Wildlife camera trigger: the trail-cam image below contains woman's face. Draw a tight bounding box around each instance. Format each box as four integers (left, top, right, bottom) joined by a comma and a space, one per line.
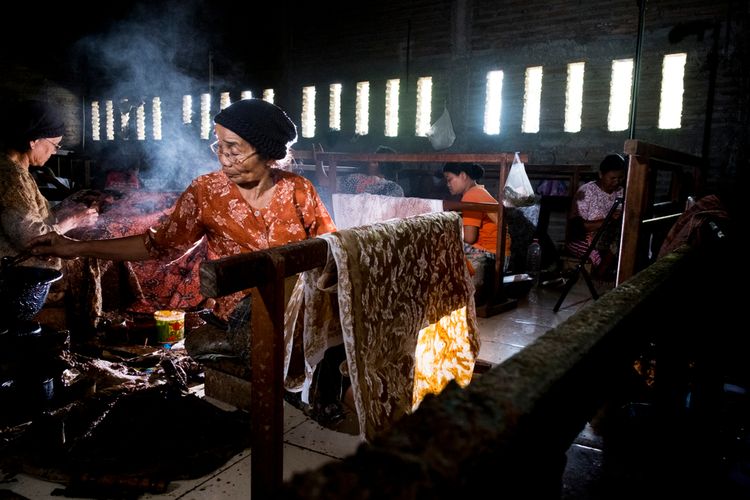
367, 161, 381, 176
443, 171, 471, 195
213, 124, 270, 185
28, 136, 62, 167
599, 169, 625, 194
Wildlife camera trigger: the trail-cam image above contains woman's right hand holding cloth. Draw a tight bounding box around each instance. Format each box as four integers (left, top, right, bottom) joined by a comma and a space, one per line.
27, 232, 81, 259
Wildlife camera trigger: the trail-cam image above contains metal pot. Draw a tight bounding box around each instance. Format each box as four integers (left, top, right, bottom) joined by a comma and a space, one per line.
0, 266, 63, 323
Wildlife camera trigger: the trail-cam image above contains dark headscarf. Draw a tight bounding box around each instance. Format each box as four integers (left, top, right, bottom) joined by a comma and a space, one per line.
1, 100, 65, 152
214, 99, 297, 160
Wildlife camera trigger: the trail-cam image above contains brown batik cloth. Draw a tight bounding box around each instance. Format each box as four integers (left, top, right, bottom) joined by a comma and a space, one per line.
310, 211, 479, 440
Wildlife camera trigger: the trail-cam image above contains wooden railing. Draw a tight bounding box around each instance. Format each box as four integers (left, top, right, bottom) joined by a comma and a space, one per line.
279, 241, 729, 498
617, 140, 703, 284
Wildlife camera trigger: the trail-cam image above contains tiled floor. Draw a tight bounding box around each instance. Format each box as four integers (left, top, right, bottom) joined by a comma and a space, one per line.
1, 280, 599, 499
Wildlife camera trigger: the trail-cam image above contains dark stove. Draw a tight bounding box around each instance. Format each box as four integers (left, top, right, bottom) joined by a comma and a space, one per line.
0, 321, 70, 426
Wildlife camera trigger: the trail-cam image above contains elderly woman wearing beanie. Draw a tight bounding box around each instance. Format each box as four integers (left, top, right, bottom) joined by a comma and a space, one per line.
0, 100, 98, 269
29, 98, 336, 320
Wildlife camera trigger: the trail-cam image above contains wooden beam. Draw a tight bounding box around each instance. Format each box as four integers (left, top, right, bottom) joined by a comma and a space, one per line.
200, 239, 328, 298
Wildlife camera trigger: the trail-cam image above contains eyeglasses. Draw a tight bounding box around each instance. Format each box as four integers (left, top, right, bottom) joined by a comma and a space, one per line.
44, 138, 62, 151
210, 141, 258, 164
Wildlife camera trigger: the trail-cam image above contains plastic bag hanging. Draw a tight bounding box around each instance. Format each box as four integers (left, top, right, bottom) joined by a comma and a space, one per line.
427, 107, 456, 150
503, 152, 536, 207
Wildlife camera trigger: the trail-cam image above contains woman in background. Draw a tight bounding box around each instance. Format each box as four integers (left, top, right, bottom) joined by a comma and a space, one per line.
566, 153, 626, 281
339, 145, 404, 197
0, 100, 98, 267
443, 162, 511, 301
1, 99, 99, 330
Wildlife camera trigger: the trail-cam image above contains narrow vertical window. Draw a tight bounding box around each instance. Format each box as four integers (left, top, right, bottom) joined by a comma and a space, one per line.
484, 70, 504, 135
607, 58, 634, 132
658, 53, 687, 129
105, 100, 114, 140
415, 77, 432, 137
565, 62, 585, 133
263, 89, 274, 103
152, 97, 162, 140
241, 90, 253, 100
301, 86, 316, 138
355, 81, 370, 135
200, 93, 211, 140
220, 92, 231, 110
182, 95, 193, 125
522, 66, 543, 133
119, 99, 130, 139
91, 101, 100, 141
136, 101, 146, 140
385, 79, 400, 137
329, 83, 342, 131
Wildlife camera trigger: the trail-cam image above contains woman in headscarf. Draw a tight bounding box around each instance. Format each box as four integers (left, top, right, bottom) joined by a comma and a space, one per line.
1, 99, 97, 268
1, 100, 99, 330
29, 98, 336, 320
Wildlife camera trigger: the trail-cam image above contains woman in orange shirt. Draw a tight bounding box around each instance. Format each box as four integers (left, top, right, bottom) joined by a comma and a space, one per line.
29, 99, 336, 320
443, 162, 511, 300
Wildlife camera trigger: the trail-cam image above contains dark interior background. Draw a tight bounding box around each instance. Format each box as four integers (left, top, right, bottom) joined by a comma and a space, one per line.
1, 0, 747, 193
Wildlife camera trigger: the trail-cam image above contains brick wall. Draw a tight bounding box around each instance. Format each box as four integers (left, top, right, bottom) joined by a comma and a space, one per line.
282, 0, 748, 188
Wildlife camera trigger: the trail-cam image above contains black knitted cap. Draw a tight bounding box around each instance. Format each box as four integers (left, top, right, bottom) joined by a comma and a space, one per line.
10, 100, 65, 142
214, 99, 297, 160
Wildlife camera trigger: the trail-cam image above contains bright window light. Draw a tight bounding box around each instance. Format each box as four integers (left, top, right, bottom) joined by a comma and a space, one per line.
263, 89, 274, 103
522, 66, 543, 133
658, 53, 687, 129
220, 92, 231, 110
565, 62, 585, 133
200, 93, 211, 140
356, 81, 370, 135
415, 76, 432, 137
329, 83, 342, 131
607, 58, 634, 132
241, 90, 253, 100
119, 99, 130, 139
301, 86, 316, 138
385, 79, 400, 137
484, 70, 504, 135
105, 100, 114, 140
152, 97, 162, 140
182, 95, 192, 125
136, 101, 146, 140
91, 101, 100, 141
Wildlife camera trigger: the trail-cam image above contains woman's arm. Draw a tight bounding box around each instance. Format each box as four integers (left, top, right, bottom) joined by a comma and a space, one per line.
463, 224, 479, 245
27, 232, 151, 261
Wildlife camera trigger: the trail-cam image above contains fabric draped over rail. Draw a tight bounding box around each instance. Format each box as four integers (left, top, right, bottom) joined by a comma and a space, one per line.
294, 211, 479, 441
332, 193, 443, 229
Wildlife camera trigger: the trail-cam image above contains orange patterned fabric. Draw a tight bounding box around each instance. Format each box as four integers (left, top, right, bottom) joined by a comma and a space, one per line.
145, 168, 336, 318
57, 189, 206, 314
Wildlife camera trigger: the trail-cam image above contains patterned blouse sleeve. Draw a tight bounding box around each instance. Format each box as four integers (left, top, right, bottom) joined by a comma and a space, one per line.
144, 179, 206, 259
296, 177, 337, 236
574, 183, 594, 221
1, 175, 57, 248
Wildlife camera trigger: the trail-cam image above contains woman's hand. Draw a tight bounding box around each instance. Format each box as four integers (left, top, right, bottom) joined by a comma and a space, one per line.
57, 208, 99, 234
27, 231, 82, 259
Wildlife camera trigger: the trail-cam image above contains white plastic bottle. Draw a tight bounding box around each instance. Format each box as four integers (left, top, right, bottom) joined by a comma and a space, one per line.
526, 238, 542, 285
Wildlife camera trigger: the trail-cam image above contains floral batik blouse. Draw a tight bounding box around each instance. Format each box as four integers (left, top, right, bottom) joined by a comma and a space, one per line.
144, 168, 336, 317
